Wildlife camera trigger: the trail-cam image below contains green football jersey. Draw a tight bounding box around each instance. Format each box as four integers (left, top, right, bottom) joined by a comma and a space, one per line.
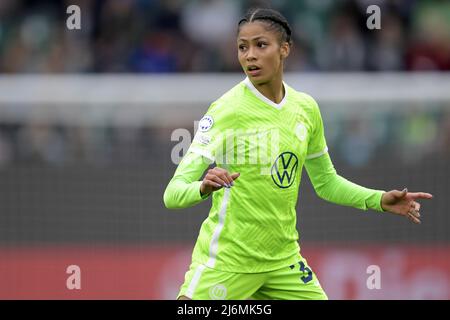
186, 78, 329, 273
164, 77, 385, 273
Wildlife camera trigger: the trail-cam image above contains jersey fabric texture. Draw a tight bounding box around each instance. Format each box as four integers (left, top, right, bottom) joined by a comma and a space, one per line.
164, 77, 385, 276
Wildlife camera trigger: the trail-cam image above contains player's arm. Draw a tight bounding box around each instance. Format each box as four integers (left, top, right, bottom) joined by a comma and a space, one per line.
303, 94, 432, 223
304, 153, 433, 224
302, 95, 384, 211
164, 101, 238, 209
304, 152, 385, 212
163, 151, 211, 209
163, 151, 240, 209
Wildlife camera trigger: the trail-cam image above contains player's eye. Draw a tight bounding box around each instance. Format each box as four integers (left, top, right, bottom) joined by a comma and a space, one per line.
258, 42, 268, 48
238, 44, 247, 51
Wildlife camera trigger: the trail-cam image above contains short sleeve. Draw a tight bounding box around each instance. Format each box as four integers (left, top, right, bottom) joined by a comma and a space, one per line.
187, 101, 234, 163
306, 97, 328, 160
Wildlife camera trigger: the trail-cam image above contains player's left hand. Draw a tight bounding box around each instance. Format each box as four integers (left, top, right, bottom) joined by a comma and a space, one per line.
381, 188, 433, 224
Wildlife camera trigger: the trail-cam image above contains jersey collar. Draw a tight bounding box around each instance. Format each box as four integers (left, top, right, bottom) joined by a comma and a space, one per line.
243, 77, 288, 110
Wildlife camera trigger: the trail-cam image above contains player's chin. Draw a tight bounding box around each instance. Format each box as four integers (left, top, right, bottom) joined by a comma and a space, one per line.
246, 72, 269, 85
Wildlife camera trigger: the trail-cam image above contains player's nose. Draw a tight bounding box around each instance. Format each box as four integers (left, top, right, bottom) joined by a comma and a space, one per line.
246, 47, 257, 61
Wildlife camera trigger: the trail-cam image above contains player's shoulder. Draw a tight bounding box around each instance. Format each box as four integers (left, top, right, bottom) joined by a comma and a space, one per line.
200, 81, 244, 128
286, 84, 320, 116
205, 81, 246, 115
287, 85, 318, 108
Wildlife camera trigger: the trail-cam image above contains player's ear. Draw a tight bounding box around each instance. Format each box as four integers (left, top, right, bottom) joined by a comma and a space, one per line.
280, 42, 290, 59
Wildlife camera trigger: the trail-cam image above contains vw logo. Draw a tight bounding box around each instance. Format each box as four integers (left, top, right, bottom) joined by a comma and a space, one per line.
271, 152, 298, 188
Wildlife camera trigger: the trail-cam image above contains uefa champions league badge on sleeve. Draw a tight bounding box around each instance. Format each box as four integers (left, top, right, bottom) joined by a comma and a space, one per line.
199, 115, 214, 132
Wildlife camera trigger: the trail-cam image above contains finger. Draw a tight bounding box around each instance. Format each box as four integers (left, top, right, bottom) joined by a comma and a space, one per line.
406, 213, 414, 223
212, 168, 232, 187
409, 192, 433, 200
407, 212, 421, 224
411, 201, 421, 212
406, 211, 420, 224
409, 208, 420, 219
223, 171, 234, 187
205, 178, 223, 188
217, 172, 232, 187
213, 176, 229, 188
205, 180, 222, 189
230, 172, 240, 181
207, 175, 228, 188
395, 188, 408, 198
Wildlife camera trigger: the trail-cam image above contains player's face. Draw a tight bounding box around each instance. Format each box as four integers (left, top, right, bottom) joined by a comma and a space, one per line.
237, 22, 289, 85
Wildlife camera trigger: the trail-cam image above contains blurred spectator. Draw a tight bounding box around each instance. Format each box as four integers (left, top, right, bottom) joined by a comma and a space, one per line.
0, 101, 448, 169
181, 0, 239, 48
406, 0, 450, 71
367, 12, 405, 71
16, 120, 67, 165
180, 0, 240, 71
1, 0, 449, 73
128, 31, 178, 73
340, 115, 377, 167
93, 0, 138, 72
317, 12, 365, 71
397, 110, 438, 165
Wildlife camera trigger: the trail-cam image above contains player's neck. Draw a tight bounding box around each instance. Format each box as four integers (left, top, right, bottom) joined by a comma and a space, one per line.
253, 77, 285, 104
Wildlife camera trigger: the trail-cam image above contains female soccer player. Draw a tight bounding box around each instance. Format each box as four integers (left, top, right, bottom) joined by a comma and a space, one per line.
163, 8, 433, 300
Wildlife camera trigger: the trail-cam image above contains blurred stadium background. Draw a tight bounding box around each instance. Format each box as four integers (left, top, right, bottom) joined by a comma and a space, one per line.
0, 0, 449, 299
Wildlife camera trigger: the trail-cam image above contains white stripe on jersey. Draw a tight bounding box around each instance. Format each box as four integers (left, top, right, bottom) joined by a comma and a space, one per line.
206, 187, 231, 268
306, 146, 328, 160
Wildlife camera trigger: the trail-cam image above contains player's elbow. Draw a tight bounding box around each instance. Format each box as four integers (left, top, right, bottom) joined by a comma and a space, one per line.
315, 188, 329, 202
310, 172, 339, 202
312, 181, 333, 202
163, 186, 177, 209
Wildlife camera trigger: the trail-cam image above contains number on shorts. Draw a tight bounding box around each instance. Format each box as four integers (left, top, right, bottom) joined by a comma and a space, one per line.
299, 261, 313, 284
290, 261, 313, 284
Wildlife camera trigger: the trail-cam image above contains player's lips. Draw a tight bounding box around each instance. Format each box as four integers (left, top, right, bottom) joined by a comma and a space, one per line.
247, 65, 262, 76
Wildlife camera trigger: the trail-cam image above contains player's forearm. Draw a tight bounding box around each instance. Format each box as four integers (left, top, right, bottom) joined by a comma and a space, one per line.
305, 153, 385, 212
163, 152, 210, 209
164, 179, 207, 209
315, 173, 385, 212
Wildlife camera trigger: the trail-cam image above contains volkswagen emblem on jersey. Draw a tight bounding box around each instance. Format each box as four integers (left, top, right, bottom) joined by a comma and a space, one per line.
271, 152, 298, 188
198, 115, 214, 132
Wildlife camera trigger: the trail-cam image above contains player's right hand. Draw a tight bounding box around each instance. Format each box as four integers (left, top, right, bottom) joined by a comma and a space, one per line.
200, 167, 240, 196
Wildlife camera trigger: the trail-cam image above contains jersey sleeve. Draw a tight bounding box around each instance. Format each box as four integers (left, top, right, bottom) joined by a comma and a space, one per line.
306, 96, 329, 160
305, 152, 386, 212
163, 151, 211, 209
164, 101, 234, 209
187, 101, 234, 163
